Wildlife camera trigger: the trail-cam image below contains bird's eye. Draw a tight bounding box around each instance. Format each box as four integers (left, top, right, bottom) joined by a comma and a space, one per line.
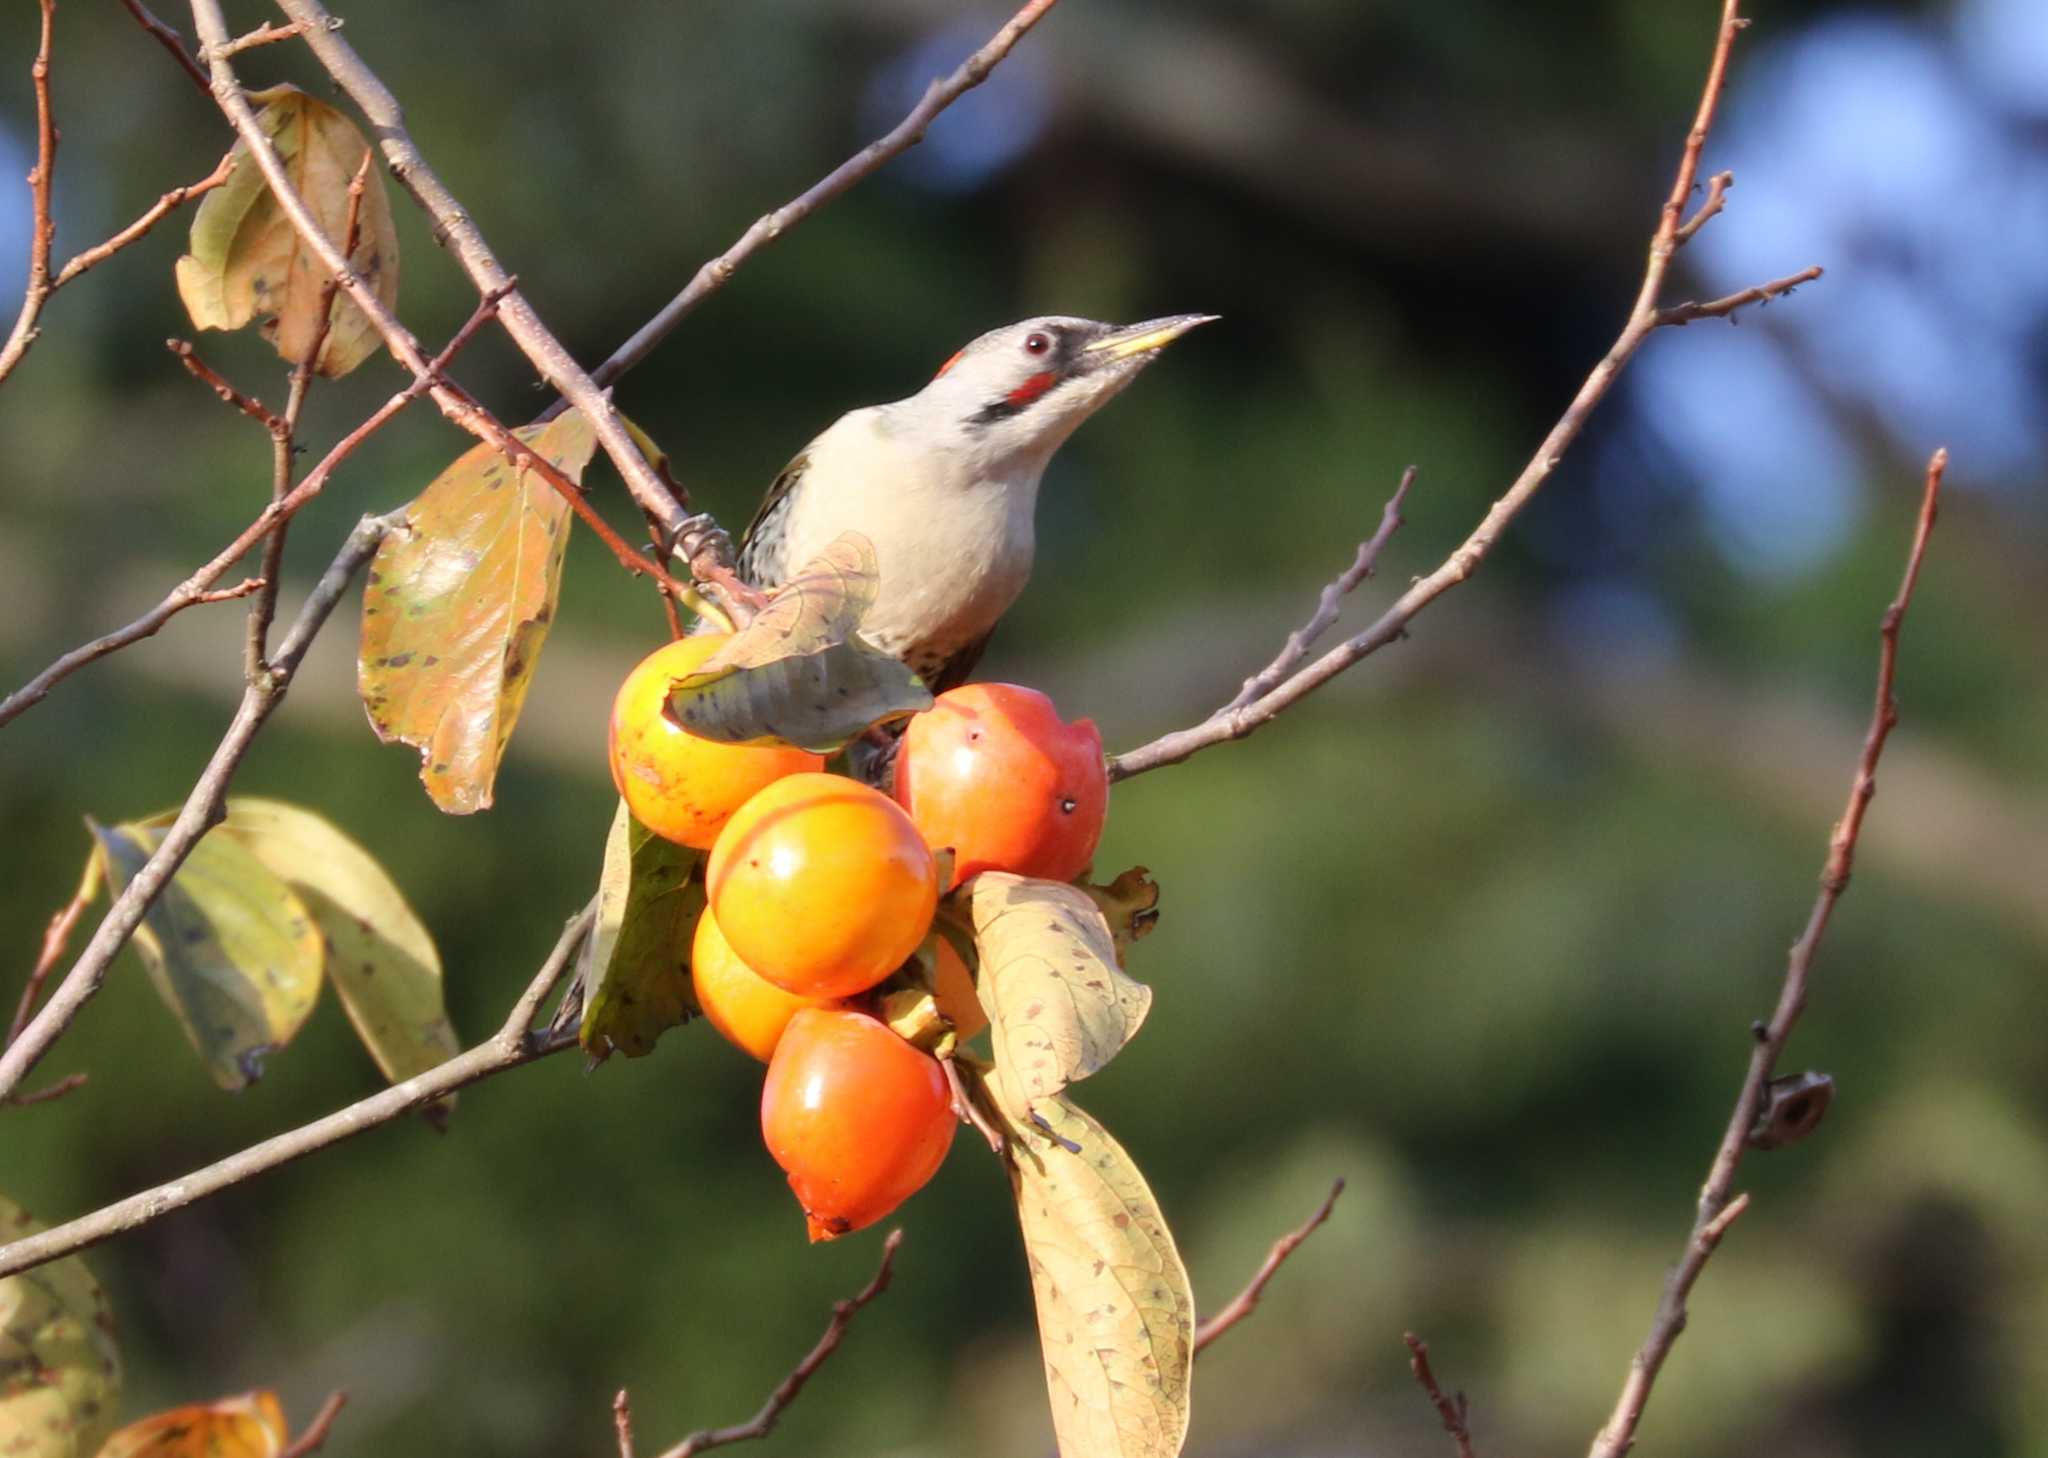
1023, 332, 1052, 356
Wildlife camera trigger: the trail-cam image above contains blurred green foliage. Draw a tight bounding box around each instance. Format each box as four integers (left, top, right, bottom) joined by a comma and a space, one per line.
2, 2, 2044, 1456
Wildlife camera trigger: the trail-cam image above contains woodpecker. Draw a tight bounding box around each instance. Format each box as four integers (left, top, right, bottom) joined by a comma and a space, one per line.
736, 314, 1216, 691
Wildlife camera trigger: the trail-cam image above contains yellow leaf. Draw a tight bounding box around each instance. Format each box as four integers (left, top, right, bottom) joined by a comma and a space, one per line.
213, 800, 460, 1114
1003, 1093, 1193, 1458
90, 822, 322, 1092
173, 85, 399, 378
94, 1390, 286, 1458
578, 800, 705, 1062
0, 1195, 121, 1458
666, 532, 932, 752
358, 409, 596, 814
966, 872, 1151, 1122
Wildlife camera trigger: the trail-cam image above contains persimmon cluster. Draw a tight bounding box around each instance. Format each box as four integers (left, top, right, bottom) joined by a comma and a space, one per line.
609, 638, 1108, 1240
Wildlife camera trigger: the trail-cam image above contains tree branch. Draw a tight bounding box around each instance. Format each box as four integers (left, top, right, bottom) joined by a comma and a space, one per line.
243, 0, 690, 549
1404, 1332, 1477, 1458
0, 0, 59, 388
245, 149, 372, 681
1107, 0, 1818, 782
1191, 1179, 1345, 1355
116, 0, 213, 98
0, 288, 504, 728
0, 904, 593, 1279
277, 1391, 348, 1458
584, 0, 1062, 393
0, 515, 390, 1103
1584, 448, 1947, 1458
611, 1230, 903, 1458
1220, 470, 1414, 716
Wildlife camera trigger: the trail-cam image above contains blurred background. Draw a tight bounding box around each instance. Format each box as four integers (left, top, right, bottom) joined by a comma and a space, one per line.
3, 0, 2045, 1454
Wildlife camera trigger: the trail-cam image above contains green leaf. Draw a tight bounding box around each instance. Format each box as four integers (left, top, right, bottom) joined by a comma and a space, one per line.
173, 84, 400, 378
94, 1390, 285, 1458
1001, 1092, 1194, 1458
578, 800, 705, 1062
212, 799, 460, 1115
966, 872, 1152, 1123
359, 408, 596, 814
0, 1195, 122, 1458
90, 822, 322, 1091
664, 532, 932, 752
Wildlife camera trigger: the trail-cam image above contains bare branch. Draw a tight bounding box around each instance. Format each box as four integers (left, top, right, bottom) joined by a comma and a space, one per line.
277, 1391, 348, 1458
1193, 1179, 1345, 1355
1673, 170, 1733, 246
1108, 0, 1817, 783
167, 338, 287, 432
1221, 469, 1414, 715
53, 154, 235, 289
0, 515, 390, 1103
205, 16, 316, 61
0, 289, 503, 728
1654, 264, 1824, 327
8, 1071, 88, 1107
7, 852, 101, 1050
245, 149, 373, 680
1585, 449, 1947, 1458
613, 1391, 637, 1458
1405, 1333, 1478, 1458
0, 0, 59, 388
586, 0, 1062, 391
238, 0, 684, 552
0, 904, 594, 1279
117, 0, 213, 97
615, 1229, 903, 1458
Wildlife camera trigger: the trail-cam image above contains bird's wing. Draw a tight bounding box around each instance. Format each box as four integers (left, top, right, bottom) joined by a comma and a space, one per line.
735, 448, 809, 587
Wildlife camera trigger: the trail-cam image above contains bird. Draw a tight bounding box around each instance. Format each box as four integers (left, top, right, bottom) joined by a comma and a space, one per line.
736, 314, 1216, 693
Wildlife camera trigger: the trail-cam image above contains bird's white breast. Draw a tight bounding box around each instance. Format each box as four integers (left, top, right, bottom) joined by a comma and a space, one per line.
777, 408, 1043, 663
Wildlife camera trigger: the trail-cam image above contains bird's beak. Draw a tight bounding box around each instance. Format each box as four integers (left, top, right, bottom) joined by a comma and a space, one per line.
1080, 313, 1220, 364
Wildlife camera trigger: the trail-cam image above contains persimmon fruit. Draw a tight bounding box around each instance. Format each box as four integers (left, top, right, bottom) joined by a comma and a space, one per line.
761, 1008, 957, 1241
707, 772, 939, 998
609, 635, 823, 849
692, 906, 844, 1062
893, 683, 1107, 887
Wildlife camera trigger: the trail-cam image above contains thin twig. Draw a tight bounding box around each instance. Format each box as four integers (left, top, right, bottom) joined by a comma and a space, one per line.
245, 149, 371, 681
173, 11, 720, 611
277, 1391, 348, 1458
1654, 264, 1823, 327
206, 16, 312, 59
0, 0, 59, 388
167, 338, 286, 432
52, 154, 235, 289
0, 905, 594, 1278
1222, 469, 1414, 714
1108, 0, 1817, 782
1404, 1333, 1477, 1458
1673, 170, 1733, 246
0, 516, 391, 1103
1585, 450, 1946, 1458
7, 853, 101, 1048
240, 0, 693, 553
584, 0, 1062, 392
613, 1391, 637, 1458
0, 289, 503, 728
618, 1229, 903, 1458
117, 0, 213, 97
8, 1072, 88, 1107
1192, 1179, 1345, 1354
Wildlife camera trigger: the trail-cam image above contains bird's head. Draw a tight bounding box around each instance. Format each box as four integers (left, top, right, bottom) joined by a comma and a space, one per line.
896, 314, 1217, 469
